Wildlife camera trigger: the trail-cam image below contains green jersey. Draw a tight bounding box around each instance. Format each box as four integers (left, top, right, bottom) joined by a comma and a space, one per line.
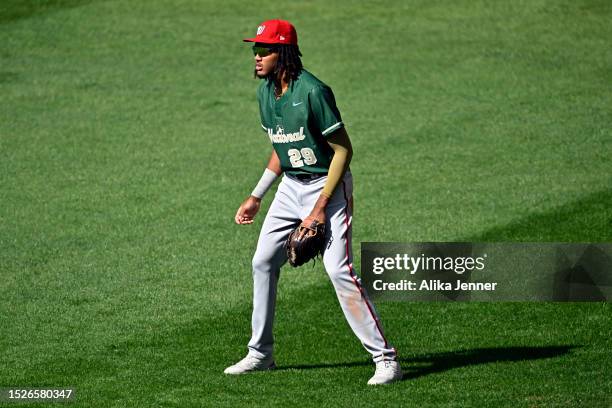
257, 70, 344, 176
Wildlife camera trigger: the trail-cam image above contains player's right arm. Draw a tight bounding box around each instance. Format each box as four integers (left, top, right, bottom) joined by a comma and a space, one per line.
265, 149, 282, 176
234, 150, 281, 225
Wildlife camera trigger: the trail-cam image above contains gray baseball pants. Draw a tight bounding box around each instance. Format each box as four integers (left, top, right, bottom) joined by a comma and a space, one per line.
247, 172, 397, 363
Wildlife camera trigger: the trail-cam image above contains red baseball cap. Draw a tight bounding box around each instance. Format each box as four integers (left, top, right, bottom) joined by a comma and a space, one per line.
243, 19, 298, 45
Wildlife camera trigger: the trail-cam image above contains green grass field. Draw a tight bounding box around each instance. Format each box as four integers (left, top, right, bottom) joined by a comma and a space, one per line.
1, 0, 611, 406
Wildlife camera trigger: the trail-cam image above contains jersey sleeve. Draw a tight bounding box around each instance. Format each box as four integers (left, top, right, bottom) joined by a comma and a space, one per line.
308, 85, 344, 138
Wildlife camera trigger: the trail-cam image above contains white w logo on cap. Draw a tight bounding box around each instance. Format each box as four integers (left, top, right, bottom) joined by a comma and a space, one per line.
257, 25, 265, 35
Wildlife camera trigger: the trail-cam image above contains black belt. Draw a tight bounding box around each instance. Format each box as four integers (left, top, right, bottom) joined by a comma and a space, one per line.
292, 173, 327, 181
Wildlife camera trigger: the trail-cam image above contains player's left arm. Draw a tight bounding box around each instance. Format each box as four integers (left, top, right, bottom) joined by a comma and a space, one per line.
301, 127, 352, 227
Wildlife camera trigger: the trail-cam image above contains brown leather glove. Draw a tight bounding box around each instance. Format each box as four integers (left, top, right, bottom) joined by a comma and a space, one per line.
285, 220, 326, 267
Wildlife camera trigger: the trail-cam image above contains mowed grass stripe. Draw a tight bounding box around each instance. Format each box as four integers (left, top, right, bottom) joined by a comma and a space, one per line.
0, 0, 99, 24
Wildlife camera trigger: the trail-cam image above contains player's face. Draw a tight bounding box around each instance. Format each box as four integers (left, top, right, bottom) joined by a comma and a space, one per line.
253, 43, 278, 77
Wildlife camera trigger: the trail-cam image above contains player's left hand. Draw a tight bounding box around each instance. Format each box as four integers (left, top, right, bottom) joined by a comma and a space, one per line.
302, 194, 329, 228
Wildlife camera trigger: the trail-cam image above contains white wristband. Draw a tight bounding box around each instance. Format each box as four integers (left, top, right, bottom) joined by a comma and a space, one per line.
251, 168, 279, 199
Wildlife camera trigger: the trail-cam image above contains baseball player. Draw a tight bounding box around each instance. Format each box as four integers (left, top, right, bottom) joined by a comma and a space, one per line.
225, 19, 402, 385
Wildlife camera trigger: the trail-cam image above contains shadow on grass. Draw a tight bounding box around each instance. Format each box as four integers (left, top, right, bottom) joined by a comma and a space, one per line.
466, 188, 612, 242
276, 345, 576, 381
398, 345, 575, 381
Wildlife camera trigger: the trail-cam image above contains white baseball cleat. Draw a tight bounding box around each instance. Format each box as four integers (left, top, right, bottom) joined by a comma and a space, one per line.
223, 354, 276, 375
367, 360, 403, 385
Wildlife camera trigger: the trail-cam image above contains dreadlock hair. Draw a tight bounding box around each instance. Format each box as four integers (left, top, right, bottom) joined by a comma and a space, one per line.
272, 44, 303, 83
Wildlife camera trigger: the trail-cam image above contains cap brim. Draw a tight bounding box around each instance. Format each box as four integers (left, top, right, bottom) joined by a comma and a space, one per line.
243, 38, 257, 42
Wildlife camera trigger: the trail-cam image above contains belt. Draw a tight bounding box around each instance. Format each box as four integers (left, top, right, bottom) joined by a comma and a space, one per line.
292, 173, 327, 181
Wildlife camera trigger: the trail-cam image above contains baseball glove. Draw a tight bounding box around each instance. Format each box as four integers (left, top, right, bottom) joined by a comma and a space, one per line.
285, 220, 326, 267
